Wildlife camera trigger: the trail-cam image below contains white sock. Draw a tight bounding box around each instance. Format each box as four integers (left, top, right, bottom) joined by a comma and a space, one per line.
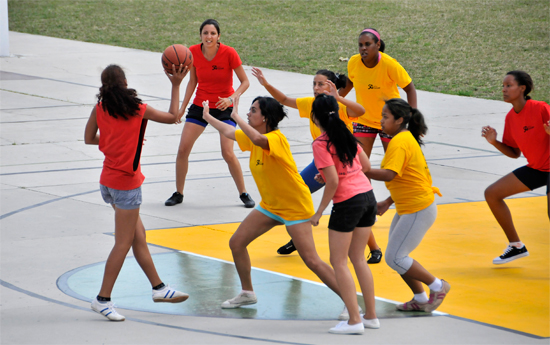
428, 278, 443, 292
509, 241, 524, 248
414, 292, 429, 303
241, 290, 255, 295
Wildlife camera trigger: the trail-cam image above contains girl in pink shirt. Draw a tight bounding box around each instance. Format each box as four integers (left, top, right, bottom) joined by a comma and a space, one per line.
310, 94, 379, 334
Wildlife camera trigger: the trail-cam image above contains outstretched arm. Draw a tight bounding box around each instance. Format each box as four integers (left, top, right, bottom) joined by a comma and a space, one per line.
145, 64, 189, 123
230, 96, 269, 149
251, 67, 298, 109
202, 100, 236, 140
324, 80, 365, 118
481, 125, 521, 158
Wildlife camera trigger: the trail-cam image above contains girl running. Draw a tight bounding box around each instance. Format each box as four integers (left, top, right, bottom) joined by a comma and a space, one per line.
201, 95, 341, 311
482, 70, 550, 264
310, 95, 379, 334
84, 64, 190, 321
339, 28, 417, 157
252, 68, 383, 266
366, 98, 450, 313
165, 19, 254, 208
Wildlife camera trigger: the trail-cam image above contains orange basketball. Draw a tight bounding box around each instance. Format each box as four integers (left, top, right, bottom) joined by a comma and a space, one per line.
161, 44, 193, 74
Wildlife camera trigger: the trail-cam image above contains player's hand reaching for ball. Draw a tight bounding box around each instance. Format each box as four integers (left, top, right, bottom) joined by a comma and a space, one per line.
230, 94, 241, 120
202, 100, 213, 121
251, 67, 268, 86
481, 126, 497, 145
166, 64, 189, 85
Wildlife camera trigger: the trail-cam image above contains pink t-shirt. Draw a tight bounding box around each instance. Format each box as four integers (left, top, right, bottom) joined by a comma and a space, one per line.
312, 133, 372, 203
189, 43, 242, 106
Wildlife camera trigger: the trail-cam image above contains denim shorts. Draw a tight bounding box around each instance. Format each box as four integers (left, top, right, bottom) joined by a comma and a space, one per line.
328, 190, 377, 232
100, 184, 142, 210
186, 104, 236, 128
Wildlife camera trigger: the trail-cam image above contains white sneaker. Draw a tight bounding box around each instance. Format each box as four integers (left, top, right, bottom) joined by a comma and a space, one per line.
152, 285, 189, 303
338, 305, 363, 320
221, 291, 257, 309
91, 298, 125, 321
329, 321, 364, 335
361, 315, 380, 329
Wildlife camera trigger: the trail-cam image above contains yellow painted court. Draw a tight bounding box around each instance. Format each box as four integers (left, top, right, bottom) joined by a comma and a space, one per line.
146, 196, 549, 338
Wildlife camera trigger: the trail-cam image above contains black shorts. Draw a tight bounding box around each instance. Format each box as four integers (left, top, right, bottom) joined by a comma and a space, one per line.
512, 165, 550, 194
328, 190, 377, 233
185, 104, 236, 127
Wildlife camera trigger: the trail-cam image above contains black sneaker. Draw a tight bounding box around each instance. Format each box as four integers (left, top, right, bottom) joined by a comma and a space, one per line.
165, 192, 183, 206
240, 193, 255, 208
277, 239, 296, 255
493, 245, 529, 264
367, 249, 383, 264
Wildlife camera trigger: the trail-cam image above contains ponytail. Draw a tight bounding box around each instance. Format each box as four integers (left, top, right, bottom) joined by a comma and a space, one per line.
316, 69, 348, 90
311, 95, 358, 166
384, 98, 427, 145
97, 65, 142, 120
506, 70, 533, 101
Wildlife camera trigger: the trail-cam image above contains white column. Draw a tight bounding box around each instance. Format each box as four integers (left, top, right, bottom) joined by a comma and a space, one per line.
0, 0, 9, 57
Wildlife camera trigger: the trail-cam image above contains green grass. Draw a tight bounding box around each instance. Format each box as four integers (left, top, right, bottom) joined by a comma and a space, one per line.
8, 0, 549, 103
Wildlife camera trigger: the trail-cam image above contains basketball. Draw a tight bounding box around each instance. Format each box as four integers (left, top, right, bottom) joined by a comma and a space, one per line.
161, 44, 193, 74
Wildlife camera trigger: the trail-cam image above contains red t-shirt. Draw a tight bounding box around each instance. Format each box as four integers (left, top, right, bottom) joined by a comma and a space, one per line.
190, 43, 242, 106
502, 99, 550, 172
96, 103, 147, 190
313, 133, 372, 203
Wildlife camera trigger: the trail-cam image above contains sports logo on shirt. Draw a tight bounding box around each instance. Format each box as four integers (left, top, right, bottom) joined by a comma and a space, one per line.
368, 84, 381, 90
212, 65, 225, 71
523, 125, 534, 133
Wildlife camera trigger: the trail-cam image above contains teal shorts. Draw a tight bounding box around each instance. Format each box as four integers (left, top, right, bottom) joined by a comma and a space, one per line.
255, 205, 310, 226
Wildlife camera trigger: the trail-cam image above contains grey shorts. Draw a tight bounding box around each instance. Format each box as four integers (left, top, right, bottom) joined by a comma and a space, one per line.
100, 184, 142, 210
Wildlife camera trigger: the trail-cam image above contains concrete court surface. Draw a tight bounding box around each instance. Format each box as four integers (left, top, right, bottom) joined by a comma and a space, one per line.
1, 31, 548, 344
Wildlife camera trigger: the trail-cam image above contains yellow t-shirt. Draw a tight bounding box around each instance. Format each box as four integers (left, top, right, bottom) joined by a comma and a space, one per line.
381, 131, 441, 215
235, 129, 314, 220
296, 97, 354, 140
347, 52, 412, 129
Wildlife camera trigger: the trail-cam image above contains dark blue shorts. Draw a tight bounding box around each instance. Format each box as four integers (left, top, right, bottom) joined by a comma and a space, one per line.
328, 190, 377, 232
512, 165, 549, 194
186, 104, 236, 128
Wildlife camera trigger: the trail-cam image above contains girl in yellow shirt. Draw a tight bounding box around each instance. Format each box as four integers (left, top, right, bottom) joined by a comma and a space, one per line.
201, 95, 341, 310
366, 98, 450, 313
340, 28, 417, 157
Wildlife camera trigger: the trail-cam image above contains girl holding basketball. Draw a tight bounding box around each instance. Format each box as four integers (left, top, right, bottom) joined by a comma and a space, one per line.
310, 94, 379, 334
84, 64, 190, 321
366, 98, 450, 313
251, 67, 384, 267
482, 70, 550, 265
165, 19, 254, 208
201, 95, 341, 314
339, 28, 417, 157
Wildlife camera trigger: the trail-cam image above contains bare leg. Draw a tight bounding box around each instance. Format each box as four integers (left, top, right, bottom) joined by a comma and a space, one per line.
356, 135, 381, 252
484, 173, 530, 242
228, 210, 279, 291
348, 226, 377, 320
329, 229, 361, 325
175, 122, 205, 194
220, 133, 247, 195
288, 222, 340, 295
131, 215, 162, 287
98, 206, 140, 297
400, 260, 436, 294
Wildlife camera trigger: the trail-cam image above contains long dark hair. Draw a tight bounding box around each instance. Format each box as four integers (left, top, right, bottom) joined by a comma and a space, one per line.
316, 69, 348, 90
359, 27, 385, 52
96, 65, 142, 120
200, 19, 220, 35
506, 70, 533, 100
311, 94, 358, 167
384, 98, 427, 145
252, 96, 287, 132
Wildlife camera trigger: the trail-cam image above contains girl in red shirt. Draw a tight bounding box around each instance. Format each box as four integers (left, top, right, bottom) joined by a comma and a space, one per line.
165, 19, 254, 208
85, 64, 190, 321
482, 70, 550, 265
